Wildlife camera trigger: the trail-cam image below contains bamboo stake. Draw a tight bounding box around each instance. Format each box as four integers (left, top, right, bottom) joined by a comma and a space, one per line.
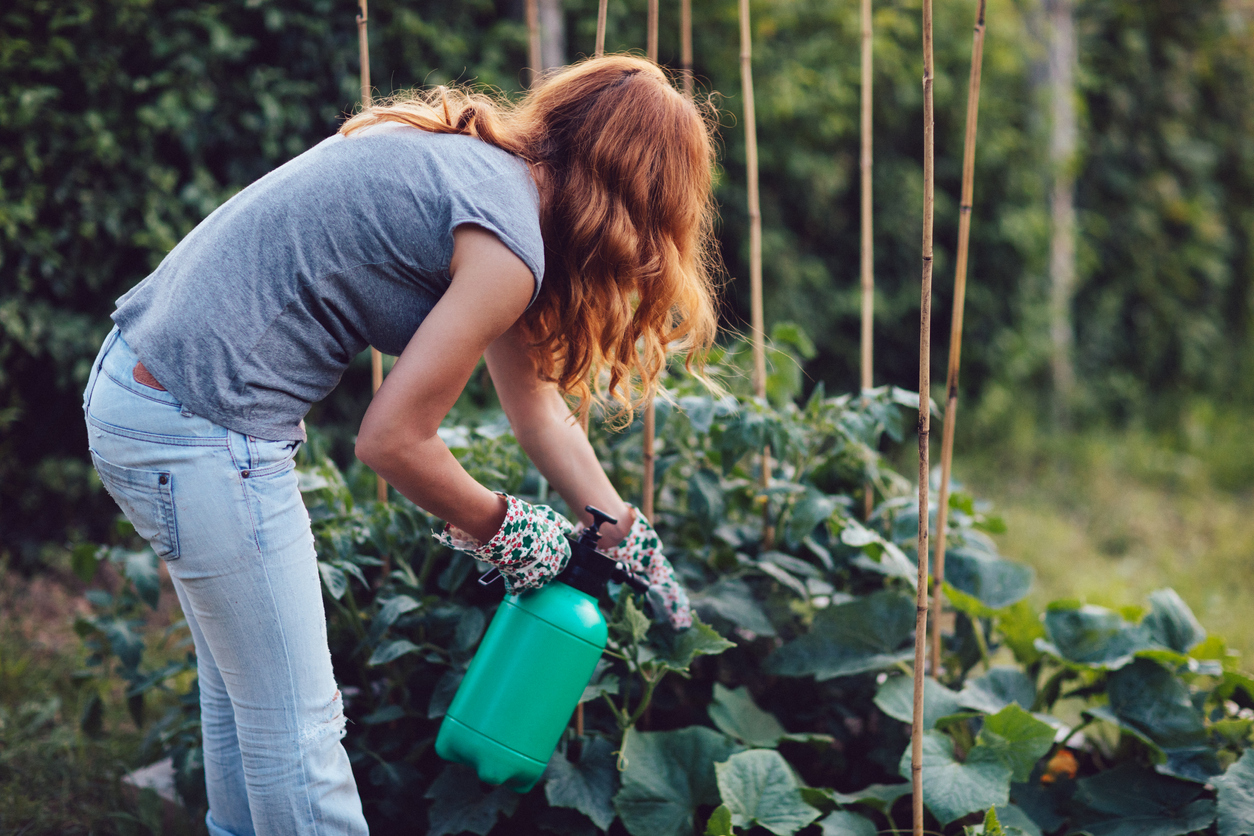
357, 0, 389, 512
860, 0, 874, 521
911, 0, 935, 831
639, 0, 660, 524
739, 0, 772, 547
930, 0, 987, 678
526, 0, 542, 85
595, 0, 608, 56
647, 0, 659, 62
681, 0, 693, 96
579, 0, 610, 739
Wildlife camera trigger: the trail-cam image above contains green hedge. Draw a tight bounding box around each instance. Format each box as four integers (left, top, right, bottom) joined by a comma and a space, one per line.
5, 0, 1254, 566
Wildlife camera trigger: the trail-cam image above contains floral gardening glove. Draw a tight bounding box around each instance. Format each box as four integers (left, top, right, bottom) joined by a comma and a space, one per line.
434, 494, 573, 595
601, 505, 692, 629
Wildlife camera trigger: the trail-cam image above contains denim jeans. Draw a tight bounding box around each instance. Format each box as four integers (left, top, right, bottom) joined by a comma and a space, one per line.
83, 328, 368, 836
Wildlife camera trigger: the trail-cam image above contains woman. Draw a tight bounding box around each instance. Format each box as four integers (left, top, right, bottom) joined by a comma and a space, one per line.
82, 55, 719, 835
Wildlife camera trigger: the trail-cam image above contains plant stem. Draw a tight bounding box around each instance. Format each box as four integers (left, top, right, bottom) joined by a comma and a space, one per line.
627, 670, 660, 728
931, 0, 988, 678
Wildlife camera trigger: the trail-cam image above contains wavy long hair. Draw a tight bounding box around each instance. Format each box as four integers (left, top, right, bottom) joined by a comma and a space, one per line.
340, 55, 720, 423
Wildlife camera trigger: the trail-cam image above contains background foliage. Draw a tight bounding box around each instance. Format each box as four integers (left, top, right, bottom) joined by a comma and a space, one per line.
3, 0, 1254, 564
67, 341, 1254, 835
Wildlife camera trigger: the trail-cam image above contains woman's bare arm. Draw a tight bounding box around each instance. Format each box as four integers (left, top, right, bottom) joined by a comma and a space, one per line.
355, 225, 535, 543
484, 324, 634, 547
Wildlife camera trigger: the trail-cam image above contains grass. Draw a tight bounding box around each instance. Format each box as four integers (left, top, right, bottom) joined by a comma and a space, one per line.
0, 560, 205, 836
954, 422, 1254, 659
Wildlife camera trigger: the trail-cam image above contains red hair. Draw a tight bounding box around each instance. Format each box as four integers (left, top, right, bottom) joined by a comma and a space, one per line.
340, 55, 720, 424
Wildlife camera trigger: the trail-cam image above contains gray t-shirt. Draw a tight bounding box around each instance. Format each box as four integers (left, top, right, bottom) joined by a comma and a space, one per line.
113, 125, 544, 441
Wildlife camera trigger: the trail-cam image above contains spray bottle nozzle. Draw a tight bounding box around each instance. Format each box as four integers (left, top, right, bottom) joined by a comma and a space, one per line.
578, 506, 618, 547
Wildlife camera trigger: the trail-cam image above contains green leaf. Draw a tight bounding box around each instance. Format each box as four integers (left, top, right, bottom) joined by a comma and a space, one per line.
966, 805, 1036, 836
958, 668, 1037, 714
1010, 778, 1070, 833
842, 522, 917, 586
693, 578, 777, 637
978, 705, 1057, 783
705, 804, 736, 836
994, 804, 1044, 836
80, 691, 103, 736
874, 675, 967, 730
318, 562, 347, 600
1077, 763, 1203, 816
709, 684, 788, 747
826, 782, 912, 812
1039, 604, 1152, 669
715, 749, 821, 836
123, 548, 161, 610
944, 548, 1033, 612
689, 468, 726, 530
967, 806, 1003, 836
1216, 750, 1254, 836
361, 705, 405, 724
996, 601, 1046, 666
656, 614, 735, 674
897, 730, 1012, 825
1143, 589, 1206, 654
621, 595, 652, 646
1107, 659, 1206, 749
71, 542, 102, 583
1082, 705, 1167, 764
769, 321, 817, 360
679, 396, 717, 434
370, 594, 421, 642
581, 660, 620, 704
368, 639, 421, 666
614, 726, 741, 836
785, 489, 839, 545
819, 810, 878, 836
754, 558, 810, 599
425, 763, 520, 836
335, 558, 369, 590
427, 670, 464, 719
945, 582, 1003, 620
452, 607, 487, 656
127, 690, 145, 727
1073, 763, 1215, 836
95, 615, 145, 671
766, 590, 915, 680
545, 736, 619, 832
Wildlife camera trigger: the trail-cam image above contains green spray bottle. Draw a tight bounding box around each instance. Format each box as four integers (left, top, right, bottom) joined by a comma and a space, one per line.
434, 506, 649, 792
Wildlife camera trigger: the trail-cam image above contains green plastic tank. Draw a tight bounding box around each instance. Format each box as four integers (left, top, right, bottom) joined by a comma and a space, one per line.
435, 507, 648, 792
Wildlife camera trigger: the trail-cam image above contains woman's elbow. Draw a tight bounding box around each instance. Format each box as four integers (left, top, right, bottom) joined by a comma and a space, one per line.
355, 418, 395, 473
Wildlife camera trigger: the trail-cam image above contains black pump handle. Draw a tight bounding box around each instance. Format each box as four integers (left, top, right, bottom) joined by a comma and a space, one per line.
584, 505, 618, 537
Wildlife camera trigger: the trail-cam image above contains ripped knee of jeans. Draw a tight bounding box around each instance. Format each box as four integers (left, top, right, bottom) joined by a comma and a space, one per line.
298, 688, 347, 747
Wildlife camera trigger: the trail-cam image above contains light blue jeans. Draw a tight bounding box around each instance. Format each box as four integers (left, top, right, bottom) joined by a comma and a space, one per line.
83, 328, 368, 836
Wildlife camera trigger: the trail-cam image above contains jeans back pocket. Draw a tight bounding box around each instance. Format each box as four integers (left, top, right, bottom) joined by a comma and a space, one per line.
89, 449, 181, 560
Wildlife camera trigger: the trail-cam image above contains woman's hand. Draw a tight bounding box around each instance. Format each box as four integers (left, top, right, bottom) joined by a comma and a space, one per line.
600, 505, 692, 629
434, 494, 573, 595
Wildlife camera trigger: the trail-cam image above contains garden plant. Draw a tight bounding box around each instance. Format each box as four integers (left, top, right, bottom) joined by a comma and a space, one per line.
72, 333, 1254, 836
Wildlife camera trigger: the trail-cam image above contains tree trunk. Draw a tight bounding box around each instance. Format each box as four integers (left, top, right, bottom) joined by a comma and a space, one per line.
538, 0, 565, 71
1048, 0, 1077, 425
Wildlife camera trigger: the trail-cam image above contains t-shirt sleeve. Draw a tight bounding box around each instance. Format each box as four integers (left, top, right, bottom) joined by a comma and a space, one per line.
445, 171, 546, 306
